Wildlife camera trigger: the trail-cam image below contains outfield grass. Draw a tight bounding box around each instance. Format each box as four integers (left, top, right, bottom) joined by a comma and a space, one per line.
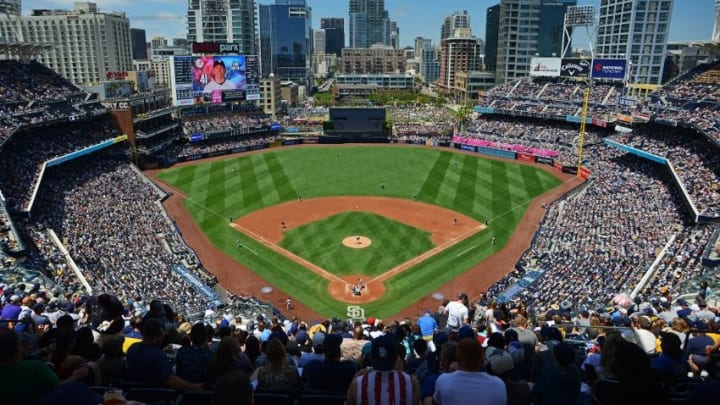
279, 212, 434, 277
156, 146, 562, 317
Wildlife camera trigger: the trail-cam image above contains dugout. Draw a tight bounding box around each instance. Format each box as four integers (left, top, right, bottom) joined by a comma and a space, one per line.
321, 107, 389, 143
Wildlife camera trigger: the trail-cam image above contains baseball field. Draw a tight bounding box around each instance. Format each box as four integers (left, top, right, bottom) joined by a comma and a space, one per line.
155, 146, 565, 318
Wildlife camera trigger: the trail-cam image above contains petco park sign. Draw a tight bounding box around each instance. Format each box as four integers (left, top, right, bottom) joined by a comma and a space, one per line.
192, 42, 244, 54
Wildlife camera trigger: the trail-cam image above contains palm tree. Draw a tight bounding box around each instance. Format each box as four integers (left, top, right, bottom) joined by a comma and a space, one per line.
451, 102, 474, 134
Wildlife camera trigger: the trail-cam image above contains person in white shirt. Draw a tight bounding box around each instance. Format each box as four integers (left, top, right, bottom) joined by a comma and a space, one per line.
203, 60, 236, 93
632, 315, 657, 354
444, 294, 469, 332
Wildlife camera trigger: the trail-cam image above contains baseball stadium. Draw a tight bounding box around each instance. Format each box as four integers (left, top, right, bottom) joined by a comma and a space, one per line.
1, 57, 720, 401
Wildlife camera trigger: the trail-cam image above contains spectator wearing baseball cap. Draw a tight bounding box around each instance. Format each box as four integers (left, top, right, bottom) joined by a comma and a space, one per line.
302, 333, 358, 393
298, 331, 325, 367
346, 334, 419, 405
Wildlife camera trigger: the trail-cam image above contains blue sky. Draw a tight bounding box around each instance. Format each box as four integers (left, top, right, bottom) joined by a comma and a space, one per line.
22, 0, 717, 48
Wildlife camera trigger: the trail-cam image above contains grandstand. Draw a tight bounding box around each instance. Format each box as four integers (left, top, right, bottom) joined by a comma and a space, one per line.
0, 59, 719, 403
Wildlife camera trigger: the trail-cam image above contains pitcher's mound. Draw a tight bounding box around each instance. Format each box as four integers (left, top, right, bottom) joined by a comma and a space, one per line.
343, 236, 372, 249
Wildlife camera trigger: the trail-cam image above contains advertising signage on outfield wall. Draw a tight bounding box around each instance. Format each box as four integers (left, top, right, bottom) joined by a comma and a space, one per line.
529, 57, 561, 77
560, 58, 590, 77
591, 58, 627, 80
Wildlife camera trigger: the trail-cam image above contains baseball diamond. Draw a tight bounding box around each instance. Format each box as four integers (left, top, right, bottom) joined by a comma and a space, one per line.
153, 145, 575, 319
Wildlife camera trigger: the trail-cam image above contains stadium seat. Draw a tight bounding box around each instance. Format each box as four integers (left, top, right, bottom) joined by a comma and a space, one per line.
125, 387, 178, 404
253, 391, 295, 405
297, 391, 347, 405
177, 390, 214, 405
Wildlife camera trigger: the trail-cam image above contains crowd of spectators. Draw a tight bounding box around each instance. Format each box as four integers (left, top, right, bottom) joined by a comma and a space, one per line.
164, 134, 285, 159
481, 78, 622, 118
0, 118, 121, 212
0, 61, 79, 103
641, 226, 716, 300
389, 106, 455, 139
457, 116, 607, 165
647, 62, 720, 144
23, 150, 215, 316
0, 61, 104, 146
610, 125, 720, 217
183, 111, 274, 137
489, 146, 690, 310
2, 281, 720, 403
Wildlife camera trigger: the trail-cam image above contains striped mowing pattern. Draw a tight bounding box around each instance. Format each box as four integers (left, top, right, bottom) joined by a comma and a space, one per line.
157, 146, 561, 317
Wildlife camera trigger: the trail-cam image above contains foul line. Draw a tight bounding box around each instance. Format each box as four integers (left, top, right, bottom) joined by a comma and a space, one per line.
368, 224, 486, 284
229, 222, 348, 285
488, 176, 579, 224
457, 245, 478, 257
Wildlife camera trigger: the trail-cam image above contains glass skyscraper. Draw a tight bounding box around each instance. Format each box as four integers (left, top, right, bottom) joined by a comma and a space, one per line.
187, 0, 256, 55
489, 0, 576, 84
349, 0, 391, 48
258, 0, 312, 85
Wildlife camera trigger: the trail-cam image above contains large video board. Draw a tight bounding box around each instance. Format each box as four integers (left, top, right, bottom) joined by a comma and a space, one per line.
169, 55, 260, 106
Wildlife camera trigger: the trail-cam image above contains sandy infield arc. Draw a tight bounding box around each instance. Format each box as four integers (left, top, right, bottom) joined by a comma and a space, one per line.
231, 196, 485, 304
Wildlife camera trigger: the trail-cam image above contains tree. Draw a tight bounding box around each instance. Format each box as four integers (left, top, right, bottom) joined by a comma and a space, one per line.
452, 102, 474, 133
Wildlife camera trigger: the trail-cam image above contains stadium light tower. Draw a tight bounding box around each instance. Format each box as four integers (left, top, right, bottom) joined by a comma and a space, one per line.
562, 5, 596, 58
0, 0, 53, 60
714, 0, 720, 41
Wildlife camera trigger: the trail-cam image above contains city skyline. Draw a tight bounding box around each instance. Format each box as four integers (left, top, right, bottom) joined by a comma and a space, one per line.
19, 0, 717, 49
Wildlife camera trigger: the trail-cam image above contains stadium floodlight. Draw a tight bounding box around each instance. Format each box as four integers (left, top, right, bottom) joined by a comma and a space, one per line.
0, 0, 20, 16
564, 5, 595, 27
562, 5, 597, 59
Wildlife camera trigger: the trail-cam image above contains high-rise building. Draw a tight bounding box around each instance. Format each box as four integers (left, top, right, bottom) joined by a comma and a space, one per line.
258, 0, 313, 85
339, 46, 406, 74
173, 38, 189, 49
151, 36, 168, 51
0, 2, 132, 85
415, 37, 431, 58
596, 0, 673, 85
436, 28, 483, 95
131, 28, 148, 60
490, 0, 575, 84
349, 0, 391, 48
484, 5, 500, 73
187, 0, 256, 54
314, 29, 326, 54
321, 18, 345, 56
415, 38, 439, 85
390, 21, 400, 49
441, 10, 470, 41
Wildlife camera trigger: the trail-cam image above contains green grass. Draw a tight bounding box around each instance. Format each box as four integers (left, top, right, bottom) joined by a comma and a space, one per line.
156, 146, 563, 317
279, 212, 434, 277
